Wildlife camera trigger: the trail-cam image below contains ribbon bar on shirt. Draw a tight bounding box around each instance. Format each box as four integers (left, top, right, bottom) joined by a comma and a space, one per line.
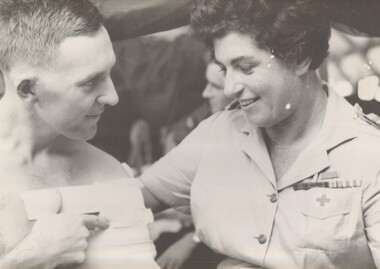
293, 179, 362, 191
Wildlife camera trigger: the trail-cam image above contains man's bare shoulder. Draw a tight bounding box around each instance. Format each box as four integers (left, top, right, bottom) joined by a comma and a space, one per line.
68, 141, 130, 184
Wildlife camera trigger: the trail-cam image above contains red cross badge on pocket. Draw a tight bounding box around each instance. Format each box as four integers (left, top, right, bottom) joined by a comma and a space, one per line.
315, 193, 331, 208
316, 194, 331, 207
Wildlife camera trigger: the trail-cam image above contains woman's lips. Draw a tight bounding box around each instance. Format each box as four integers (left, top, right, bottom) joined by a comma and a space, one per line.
238, 97, 260, 108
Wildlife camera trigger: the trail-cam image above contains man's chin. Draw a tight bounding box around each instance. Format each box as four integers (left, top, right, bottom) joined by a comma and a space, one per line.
66, 126, 97, 142
84, 128, 97, 141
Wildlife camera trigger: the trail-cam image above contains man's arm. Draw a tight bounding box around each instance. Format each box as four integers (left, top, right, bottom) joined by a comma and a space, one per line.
90, 0, 192, 41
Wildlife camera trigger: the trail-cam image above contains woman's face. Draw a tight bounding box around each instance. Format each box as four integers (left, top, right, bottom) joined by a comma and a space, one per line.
214, 32, 304, 128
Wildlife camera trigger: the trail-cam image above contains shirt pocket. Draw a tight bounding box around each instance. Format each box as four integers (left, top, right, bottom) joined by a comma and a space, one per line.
297, 188, 353, 252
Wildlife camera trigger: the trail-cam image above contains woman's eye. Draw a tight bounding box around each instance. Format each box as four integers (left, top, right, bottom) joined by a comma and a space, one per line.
218, 66, 227, 74
237, 65, 254, 75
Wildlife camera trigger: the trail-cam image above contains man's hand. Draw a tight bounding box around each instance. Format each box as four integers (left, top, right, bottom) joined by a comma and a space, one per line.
0, 189, 109, 269
25, 213, 109, 268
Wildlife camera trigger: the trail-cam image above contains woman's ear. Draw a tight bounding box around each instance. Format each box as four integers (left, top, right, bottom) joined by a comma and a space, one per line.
295, 58, 312, 76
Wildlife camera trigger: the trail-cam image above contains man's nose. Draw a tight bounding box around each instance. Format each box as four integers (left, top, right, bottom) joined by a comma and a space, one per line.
97, 77, 119, 106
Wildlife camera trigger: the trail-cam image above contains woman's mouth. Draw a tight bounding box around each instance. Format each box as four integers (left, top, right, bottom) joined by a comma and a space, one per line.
238, 97, 260, 108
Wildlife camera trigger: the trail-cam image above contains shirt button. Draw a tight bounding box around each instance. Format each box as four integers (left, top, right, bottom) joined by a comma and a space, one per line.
258, 234, 267, 244
270, 193, 278, 203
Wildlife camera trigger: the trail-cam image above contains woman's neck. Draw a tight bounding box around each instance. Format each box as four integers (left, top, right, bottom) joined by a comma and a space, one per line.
264, 77, 327, 148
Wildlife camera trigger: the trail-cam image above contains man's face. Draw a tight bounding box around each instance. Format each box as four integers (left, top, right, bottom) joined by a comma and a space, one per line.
202, 62, 233, 113
34, 26, 118, 141
214, 32, 303, 128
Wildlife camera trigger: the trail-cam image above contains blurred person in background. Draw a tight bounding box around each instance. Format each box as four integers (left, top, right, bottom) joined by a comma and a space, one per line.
161, 60, 233, 153
202, 62, 235, 114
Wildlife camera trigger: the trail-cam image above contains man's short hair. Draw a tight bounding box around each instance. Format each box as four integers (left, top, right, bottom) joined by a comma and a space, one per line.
0, 0, 103, 71
191, 0, 331, 70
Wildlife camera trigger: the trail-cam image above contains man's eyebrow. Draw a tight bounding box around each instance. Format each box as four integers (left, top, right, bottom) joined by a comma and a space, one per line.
76, 57, 116, 86
76, 71, 104, 86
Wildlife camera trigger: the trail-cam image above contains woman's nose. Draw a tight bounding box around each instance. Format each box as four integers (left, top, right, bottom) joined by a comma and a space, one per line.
202, 84, 213, 99
224, 72, 244, 98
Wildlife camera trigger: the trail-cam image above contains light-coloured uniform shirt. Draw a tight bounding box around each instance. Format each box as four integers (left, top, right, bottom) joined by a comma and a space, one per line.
141, 88, 380, 269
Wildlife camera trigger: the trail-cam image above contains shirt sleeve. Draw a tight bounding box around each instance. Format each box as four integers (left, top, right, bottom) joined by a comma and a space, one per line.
140, 114, 217, 214
362, 151, 380, 268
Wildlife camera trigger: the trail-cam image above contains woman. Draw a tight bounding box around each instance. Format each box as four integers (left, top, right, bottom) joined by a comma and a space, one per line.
140, 1, 380, 268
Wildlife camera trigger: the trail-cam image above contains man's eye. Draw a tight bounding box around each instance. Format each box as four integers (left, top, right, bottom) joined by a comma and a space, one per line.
84, 79, 95, 87
82, 78, 98, 88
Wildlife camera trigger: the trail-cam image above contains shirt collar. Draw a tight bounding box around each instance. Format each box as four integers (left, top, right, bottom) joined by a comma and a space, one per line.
317, 85, 359, 151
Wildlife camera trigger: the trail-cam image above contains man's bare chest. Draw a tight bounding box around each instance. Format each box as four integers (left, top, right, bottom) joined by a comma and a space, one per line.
0, 164, 76, 254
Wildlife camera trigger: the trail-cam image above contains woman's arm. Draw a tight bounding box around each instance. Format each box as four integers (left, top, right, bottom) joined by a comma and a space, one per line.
139, 114, 219, 214
141, 186, 169, 213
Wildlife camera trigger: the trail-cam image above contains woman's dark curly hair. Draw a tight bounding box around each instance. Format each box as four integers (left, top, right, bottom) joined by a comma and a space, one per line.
190, 0, 331, 70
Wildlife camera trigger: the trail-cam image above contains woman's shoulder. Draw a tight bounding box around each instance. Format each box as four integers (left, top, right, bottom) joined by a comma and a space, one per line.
198, 109, 243, 130
197, 109, 250, 139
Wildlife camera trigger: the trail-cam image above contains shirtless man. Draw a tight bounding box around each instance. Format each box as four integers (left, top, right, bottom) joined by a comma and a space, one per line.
0, 0, 135, 268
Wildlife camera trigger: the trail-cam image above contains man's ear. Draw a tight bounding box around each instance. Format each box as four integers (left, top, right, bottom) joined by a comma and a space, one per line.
295, 58, 312, 76
16, 78, 37, 102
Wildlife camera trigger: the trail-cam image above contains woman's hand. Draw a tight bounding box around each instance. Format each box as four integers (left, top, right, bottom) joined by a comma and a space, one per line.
156, 232, 198, 269
354, 103, 380, 126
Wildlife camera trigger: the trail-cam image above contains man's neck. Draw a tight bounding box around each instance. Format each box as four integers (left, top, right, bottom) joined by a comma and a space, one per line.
0, 98, 65, 164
